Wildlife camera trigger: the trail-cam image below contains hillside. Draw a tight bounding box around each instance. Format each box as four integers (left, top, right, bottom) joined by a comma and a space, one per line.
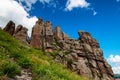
0, 18, 114, 80
0, 29, 87, 80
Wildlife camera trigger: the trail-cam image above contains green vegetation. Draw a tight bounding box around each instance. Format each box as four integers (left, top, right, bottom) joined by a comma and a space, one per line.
114, 74, 120, 78
0, 29, 87, 80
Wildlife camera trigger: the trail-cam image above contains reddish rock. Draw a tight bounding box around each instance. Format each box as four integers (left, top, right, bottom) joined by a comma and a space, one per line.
54, 26, 69, 41
13, 25, 28, 44
30, 18, 53, 50
53, 26, 63, 41
30, 18, 44, 49
55, 30, 114, 80
29, 18, 114, 80
3, 21, 15, 35
44, 21, 53, 48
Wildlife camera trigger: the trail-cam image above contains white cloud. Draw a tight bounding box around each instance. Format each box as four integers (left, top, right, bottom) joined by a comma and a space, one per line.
39, 0, 57, 8
93, 10, 97, 16
65, 0, 90, 11
39, 0, 50, 4
108, 55, 120, 74
18, 0, 38, 11
112, 66, 120, 74
0, 0, 38, 36
109, 55, 120, 63
18, 0, 56, 11
65, 0, 97, 16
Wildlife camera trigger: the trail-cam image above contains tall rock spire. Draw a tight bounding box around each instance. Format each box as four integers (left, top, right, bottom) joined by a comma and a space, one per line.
30, 18, 53, 51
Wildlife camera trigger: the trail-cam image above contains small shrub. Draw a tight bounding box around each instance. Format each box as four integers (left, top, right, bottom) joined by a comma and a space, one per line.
11, 52, 22, 59
48, 52, 59, 59
18, 57, 31, 69
1, 62, 21, 78
67, 59, 73, 67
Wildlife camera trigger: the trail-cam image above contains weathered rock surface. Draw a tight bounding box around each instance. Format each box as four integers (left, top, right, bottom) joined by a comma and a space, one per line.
3, 19, 114, 80
3, 21, 29, 44
3, 21, 15, 35
29, 18, 113, 80
55, 31, 114, 80
53, 26, 69, 41
30, 18, 53, 51
13, 25, 28, 44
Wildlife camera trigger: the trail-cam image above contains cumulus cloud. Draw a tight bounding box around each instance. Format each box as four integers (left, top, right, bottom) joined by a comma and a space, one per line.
65, 0, 90, 11
108, 55, 120, 74
65, 0, 97, 16
0, 0, 38, 36
109, 55, 120, 63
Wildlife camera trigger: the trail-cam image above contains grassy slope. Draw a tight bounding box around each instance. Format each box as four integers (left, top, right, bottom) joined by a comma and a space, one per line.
0, 29, 87, 80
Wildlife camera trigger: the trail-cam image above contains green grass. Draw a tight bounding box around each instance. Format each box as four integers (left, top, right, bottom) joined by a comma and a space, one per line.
0, 30, 88, 80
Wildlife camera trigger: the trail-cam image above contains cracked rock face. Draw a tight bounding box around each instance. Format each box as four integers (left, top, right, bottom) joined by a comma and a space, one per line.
3, 19, 114, 80
30, 18, 53, 51
55, 31, 114, 80
13, 25, 28, 44
30, 18, 113, 80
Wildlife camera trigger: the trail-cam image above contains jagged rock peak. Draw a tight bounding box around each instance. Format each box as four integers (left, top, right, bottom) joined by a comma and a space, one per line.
3, 20, 15, 35
55, 30, 114, 80
53, 26, 63, 40
53, 26, 69, 41
30, 18, 53, 50
2, 19, 114, 80
78, 30, 100, 48
3, 21, 28, 44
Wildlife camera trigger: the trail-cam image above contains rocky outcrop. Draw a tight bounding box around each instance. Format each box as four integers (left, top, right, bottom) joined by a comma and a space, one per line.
55, 31, 114, 80
30, 18, 44, 49
3, 19, 114, 80
13, 25, 28, 44
3, 21, 15, 35
3, 21, 28, 44
53, 26, 69, 41
30, 18, 53, 51
30, 18, 113, 79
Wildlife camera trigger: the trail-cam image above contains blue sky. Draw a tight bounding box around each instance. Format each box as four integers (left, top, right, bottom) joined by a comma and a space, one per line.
0, 0, 120, 74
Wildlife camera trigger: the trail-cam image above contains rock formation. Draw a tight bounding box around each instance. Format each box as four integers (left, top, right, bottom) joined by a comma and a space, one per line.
3, 21, 15, 35
2, 19, 114, 80
13, 25, 28, 44
30, 18, 53, 51
3, 21, 28, 44
30, 18, 114, 79
53, 26, 69, 41
55, 31, 114, 80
